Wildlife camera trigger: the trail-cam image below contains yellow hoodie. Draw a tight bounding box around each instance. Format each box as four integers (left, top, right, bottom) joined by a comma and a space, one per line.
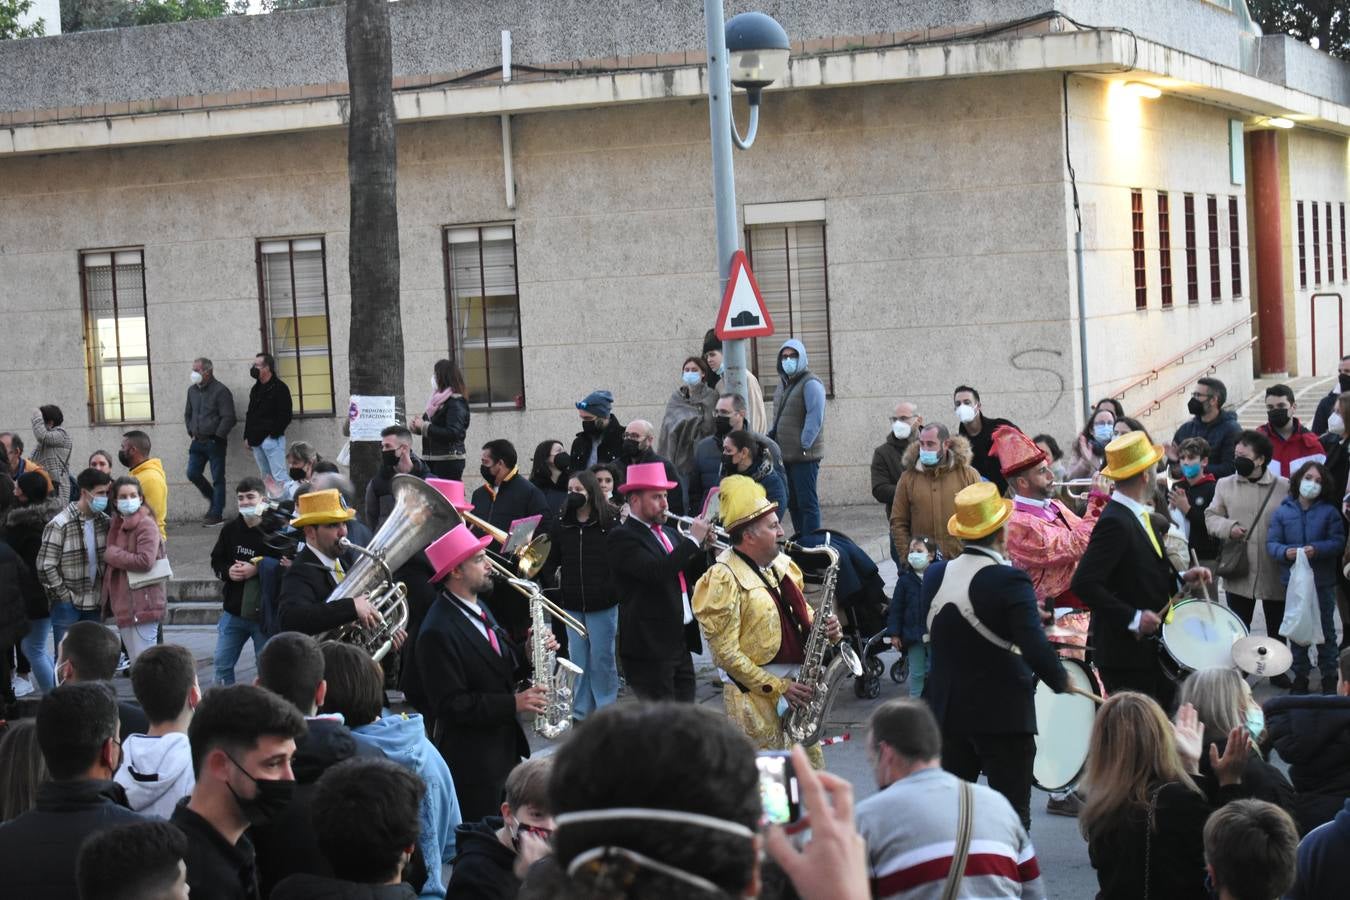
131, 457, 168, 540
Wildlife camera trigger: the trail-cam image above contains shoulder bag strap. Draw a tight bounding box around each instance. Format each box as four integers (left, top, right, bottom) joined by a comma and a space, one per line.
1246, 480, 1279, 542
940, 780, 975, 900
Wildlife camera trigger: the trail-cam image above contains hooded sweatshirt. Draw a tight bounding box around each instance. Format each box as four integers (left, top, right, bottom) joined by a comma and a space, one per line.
445, 817, 520, 900
353, 713, 463, 900
1172, 408, 1242, 478
114, 731, 195, 818
130, 457, 169, 539
768, 338, 826, 464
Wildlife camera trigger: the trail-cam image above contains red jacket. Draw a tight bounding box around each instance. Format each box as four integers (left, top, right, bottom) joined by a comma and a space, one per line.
1257, 420, 1327, 480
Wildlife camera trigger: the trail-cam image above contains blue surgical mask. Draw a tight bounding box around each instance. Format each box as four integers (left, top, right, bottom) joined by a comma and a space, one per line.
239, 505, 261, 520
1299, 479, 1322, 500
781, 357, 799, 376
1245, 704, 1264, 741
919, 449, 940, 467
1180, 462, 1202, 480
1092, 423, 1115, 444
907, 551, 930, 571
116, 498, 141, 516
90, 495, 108, 513
681, 371, 702, 387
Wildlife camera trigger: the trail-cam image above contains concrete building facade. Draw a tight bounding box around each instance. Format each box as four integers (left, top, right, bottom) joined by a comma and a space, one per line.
1, 1, 1348, 519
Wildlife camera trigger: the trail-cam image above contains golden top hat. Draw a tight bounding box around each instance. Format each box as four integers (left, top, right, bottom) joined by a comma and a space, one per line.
1101, 430, 1164, 481
718, 474, 778, 531
947, 481, 1014, 541
289, 488, 357, 528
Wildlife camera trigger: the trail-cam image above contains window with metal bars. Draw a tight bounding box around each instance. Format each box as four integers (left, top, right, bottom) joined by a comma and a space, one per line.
1130, 190, 1147, 309
1228, 196, 1242, 298
80, 248, 154, 424
1158, 192, 1172, 308
1208, 195, 1221, 301
1297, 201, 1306, 289
1313, 201, 1322, 286
444, 224, 525, 410
257, 237, 335, 416
1184, 194, 1198, 304
745, 221, 834, 400
1328, 201, 1336, 284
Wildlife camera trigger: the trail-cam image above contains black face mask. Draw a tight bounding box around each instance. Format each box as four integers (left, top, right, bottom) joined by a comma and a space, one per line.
1267, 408, 1290, 429
1340, 374, 1350, 393
1234, 456, 1258, 479
226, 755, 295, 827
565, 492, 586, 511
621, 438, 641, 460
713, 416, 733, 439
582, 419, 602, 436
117, 450, 133, 468
1187, 397, 1207, 417
553, 452, 572, 473
249, 366, 261, 380
480, 464, 497, 484
288, 466, 307, 483
721, 453, 738, 473
381, 449, 399, 469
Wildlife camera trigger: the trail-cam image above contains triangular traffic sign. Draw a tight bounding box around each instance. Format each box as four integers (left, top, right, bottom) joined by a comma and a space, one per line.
714, 250, 775, 340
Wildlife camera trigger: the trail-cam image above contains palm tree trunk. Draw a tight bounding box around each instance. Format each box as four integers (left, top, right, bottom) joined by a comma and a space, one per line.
345, 0, 404, 499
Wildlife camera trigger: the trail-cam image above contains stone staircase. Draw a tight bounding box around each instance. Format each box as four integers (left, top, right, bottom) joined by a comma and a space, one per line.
1233, 374, 1336, 429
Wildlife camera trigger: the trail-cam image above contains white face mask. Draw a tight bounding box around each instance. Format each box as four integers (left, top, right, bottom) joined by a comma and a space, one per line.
431, 376, 439, 391
891, 420, 912, 440
1331, 412, 1345, 435
956, 404, 977, 424
190, 370, 203, 385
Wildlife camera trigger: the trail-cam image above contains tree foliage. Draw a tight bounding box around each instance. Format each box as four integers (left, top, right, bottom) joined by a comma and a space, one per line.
1247, 0, 1350, 60
59, 0, 244, 33
1, 0, 45, 39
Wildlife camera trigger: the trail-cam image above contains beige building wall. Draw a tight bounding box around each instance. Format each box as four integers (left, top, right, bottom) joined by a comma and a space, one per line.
1283, 128, 1350, 378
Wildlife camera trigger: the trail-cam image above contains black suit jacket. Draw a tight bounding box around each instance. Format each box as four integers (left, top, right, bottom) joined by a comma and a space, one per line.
404, 591, 529, 819
1071, 500, 1180, 670
275, 547, 358, 636
607, 517, 706, 661
923, 550, 1067, 736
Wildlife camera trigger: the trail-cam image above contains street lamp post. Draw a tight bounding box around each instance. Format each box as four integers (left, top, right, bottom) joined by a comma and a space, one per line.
703, 2, 789, 412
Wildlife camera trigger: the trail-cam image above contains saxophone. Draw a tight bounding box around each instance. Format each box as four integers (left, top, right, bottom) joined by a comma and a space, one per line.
530, 591, 583, 739
781, 538, 863, 746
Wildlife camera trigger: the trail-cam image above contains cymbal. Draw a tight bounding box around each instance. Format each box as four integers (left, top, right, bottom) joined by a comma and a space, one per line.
1231, 636, 1293, 678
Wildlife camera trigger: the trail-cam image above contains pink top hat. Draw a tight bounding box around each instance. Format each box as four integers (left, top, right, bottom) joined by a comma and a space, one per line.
427, 478, 473, 512
619, 461, 678, 494
426, 523, 492, 584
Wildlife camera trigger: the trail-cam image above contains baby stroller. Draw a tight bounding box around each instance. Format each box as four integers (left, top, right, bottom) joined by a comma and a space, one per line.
786, 528, 892, 699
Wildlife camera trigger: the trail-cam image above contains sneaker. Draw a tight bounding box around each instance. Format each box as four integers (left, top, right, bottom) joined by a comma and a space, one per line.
115, 652, 131, 675
10, 674, 34, 698
1046, 793, 1082, 817
1291, 676, 1310, 695
202, 514, 225, 526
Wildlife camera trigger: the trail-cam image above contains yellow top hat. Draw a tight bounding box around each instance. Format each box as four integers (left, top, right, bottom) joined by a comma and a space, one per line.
1101, 431, 1164, 481
290, 488, 357, 528
718, 474, 778, 531
948, 482, 1014, 541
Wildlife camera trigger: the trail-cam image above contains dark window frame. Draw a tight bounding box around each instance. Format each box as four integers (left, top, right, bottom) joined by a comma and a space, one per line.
745, 220, 836, 399
255, 235, 337, 418
1327, 201, 1336, 284
1341, 202, 1347, 283
1228, 195, 1242, 299
1131, 189, 1147, 309
1313, 201, 1322, 287
1184, 193, 1198, 304
442, 223, 527, 412
1158, 192, 1172, 308
79, 246, 156, 425
1207, 194, 1221, 302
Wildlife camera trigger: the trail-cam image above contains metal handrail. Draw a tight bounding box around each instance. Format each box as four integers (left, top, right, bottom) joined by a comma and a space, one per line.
1109, 313, 1257, 406
1132, 333, 1260, 419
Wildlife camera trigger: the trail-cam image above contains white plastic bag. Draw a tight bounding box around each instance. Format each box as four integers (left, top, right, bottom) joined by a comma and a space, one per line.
1280, 548, 1325, 647
336, 440, 351, 467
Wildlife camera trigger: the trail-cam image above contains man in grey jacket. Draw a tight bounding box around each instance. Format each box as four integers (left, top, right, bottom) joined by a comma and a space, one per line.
185, 357, 237, 526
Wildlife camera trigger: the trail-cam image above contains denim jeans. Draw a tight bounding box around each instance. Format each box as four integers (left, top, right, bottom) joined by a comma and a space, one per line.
19, 617, 55, 692
567, 606, 620, 720
1290, 583, 1340, 683
784, 460, 821, 536
250, 435, 290, 496
51, 602, 103, 652
907, 641, 929, 699
215, 610, 269, 685
187, 437, 228, 517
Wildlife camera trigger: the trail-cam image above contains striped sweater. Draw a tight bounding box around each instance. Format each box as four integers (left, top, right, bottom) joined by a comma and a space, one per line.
856, 767, 1046, 899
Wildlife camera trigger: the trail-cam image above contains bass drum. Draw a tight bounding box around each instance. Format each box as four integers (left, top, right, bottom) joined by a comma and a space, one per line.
1033, 658, 1098, 793
1159, 600, 1248, 681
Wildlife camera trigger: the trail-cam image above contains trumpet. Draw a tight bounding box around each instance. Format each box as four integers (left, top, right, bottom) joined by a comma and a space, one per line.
664, 512, 732, 552
1051, 478, 1096, 500
461, 509, 551, 579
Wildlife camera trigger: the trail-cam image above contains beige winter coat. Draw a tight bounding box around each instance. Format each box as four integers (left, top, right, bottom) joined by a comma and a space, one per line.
890, 436, 982, 561
1205, 469, 1288, 601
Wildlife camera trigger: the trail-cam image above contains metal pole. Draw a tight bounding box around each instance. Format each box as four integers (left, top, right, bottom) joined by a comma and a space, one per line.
1075, 230, 1091, 422
705, 0, 748, 408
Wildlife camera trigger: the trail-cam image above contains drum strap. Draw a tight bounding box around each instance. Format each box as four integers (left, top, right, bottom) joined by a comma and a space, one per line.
927, 553, 1021, 656
941, 780, 975, 900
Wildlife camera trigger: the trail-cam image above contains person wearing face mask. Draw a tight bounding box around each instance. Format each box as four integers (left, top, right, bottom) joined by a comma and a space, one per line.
658, 356, 719, 482
365, 425, 432, 532
118, 430, 168, 541
570, 390, 624, 473
921, 482, 1070, 829
36, 466, 112, 652
172, 683, 307, 900
890, 423, 980, 563
769, 339, 826, 535
1067, 408, 1117, 481
615, 419, 686, 516
1170, 377, 1242, 477
885, 537, 938, 699
409, 358, 471, 480
721, 429, 788, 515
527, 439, 571, 516
1205, 431, 1289, 648
185, 357, 238, 526
447, 757, 554, 899
1257, 384, 1326, 479
1169, 437, 1222, 601
688, 392, 783, 516
244, 352, 294, 495
470, 440, 553, 641
54, 620, 150, 741
952, 385, 1019, 494
1311, 355, 1350, 436
210, 477, 287, 685
115, 644, 203, 818
701, 328, 767, 432
0, 682, 146, 900
101, 475, 168, 662
1267, 461, 1345, 694
870, 402, 920, 537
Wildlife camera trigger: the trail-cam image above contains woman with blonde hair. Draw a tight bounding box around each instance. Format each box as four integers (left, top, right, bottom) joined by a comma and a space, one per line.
1177, 667, 1296, 814
1081, 692, 1249, 900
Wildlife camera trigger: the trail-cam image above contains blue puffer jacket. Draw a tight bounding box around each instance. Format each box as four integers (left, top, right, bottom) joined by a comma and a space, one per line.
887, 566, 927, 644
1266, 495, 1346, 587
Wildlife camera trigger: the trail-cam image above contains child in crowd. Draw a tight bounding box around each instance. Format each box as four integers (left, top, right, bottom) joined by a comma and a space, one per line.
446, 757, 554, 898
887, 536, 937, 699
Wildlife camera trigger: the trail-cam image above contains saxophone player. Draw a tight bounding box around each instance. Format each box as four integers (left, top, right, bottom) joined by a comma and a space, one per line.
691, 475, 841, 768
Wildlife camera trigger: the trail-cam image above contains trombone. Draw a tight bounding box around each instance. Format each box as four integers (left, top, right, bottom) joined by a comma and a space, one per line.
485, 556, 589, 638
665, 512, 732, 552
460, 508, 551, 579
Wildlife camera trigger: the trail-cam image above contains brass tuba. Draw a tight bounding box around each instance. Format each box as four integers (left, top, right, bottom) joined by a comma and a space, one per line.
319, 475, 464, 662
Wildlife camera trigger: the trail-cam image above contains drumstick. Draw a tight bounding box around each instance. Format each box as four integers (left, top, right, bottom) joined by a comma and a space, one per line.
1066, 684, 1105, 704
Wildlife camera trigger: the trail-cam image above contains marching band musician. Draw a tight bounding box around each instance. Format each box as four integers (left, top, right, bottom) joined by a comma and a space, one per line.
1070, 432, 1214, 710
402, 522, 558, 820
691, 475, 842, 768
275, 488, 385, 637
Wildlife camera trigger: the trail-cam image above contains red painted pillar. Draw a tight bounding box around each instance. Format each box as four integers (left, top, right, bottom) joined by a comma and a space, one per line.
1249, 130, 1286, 374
